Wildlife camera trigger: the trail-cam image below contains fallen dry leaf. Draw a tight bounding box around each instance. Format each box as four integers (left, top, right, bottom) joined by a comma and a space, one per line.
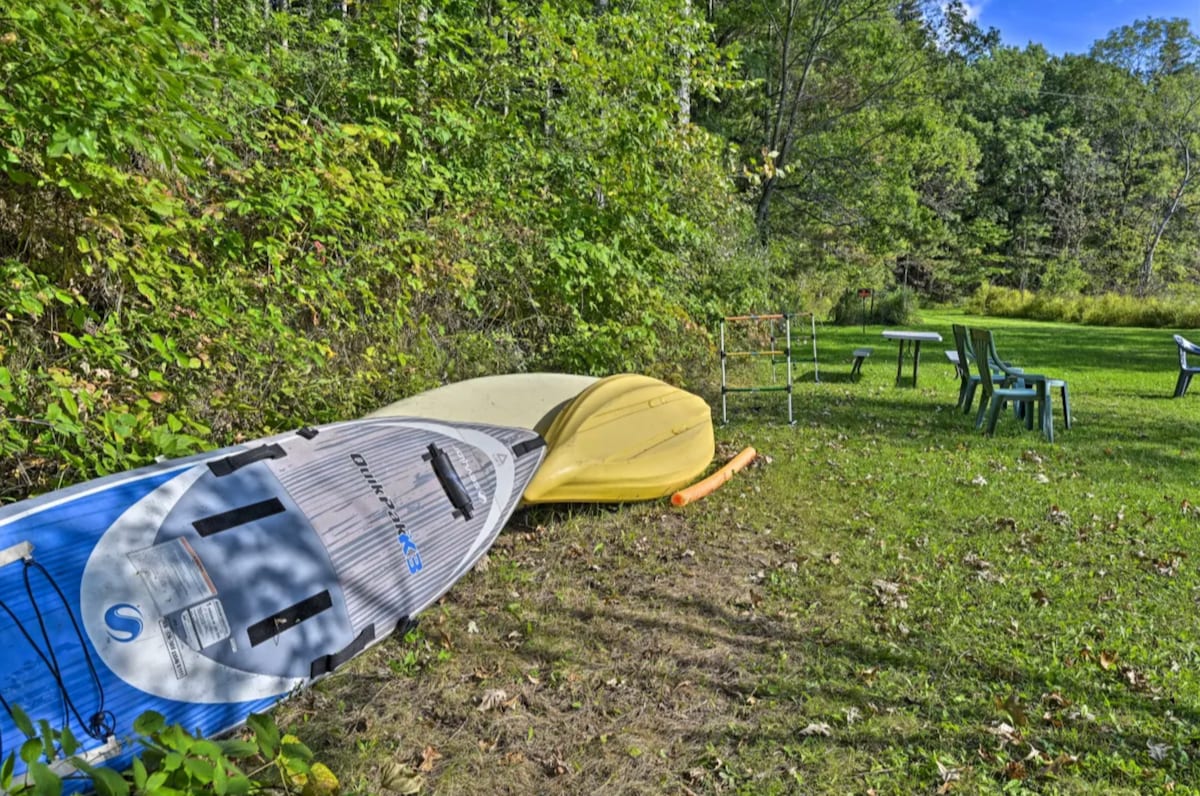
1003, 760, 1027, 780
379, 762, 423, 795
1040, 752, 1078, 776
1041, 691, 1070, 708
418, 745, 442, 773
1122, 666, 1152, 691
799, 722, 832, 736
935, 760, 961, 794
995, 692, 1027, 727
1047, 505, 1070, 525
987, 722, 1021, 745
478, 689, 509, 712
539, 751, 569, 776
871, 579, 907, 609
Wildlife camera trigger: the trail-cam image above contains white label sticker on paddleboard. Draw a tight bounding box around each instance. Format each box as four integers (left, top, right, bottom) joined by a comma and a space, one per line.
129, 538, 217, 614
177, 598, 231, 650
159, 618, 189, 680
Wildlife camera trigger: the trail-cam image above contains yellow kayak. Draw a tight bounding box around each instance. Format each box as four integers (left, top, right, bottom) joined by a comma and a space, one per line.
522, 374, 714, 503
366, 373, 598, 434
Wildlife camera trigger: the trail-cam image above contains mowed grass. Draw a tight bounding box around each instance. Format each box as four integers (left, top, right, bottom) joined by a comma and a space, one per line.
280, 310, 1200, 795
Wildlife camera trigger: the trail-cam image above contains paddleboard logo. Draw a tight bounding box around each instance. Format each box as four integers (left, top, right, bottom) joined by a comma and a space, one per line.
104, 603, 144, 642
350, 453, 423, 574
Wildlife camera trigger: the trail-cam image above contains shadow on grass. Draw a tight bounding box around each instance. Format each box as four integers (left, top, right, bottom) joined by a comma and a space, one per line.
555, 582, 1200, 786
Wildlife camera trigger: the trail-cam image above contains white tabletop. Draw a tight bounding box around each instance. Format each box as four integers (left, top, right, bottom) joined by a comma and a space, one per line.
882, 330, 943, 342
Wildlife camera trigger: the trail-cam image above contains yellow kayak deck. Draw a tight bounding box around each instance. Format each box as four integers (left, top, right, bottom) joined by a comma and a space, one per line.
523, 374, 714, 503
367, 373, 598, 434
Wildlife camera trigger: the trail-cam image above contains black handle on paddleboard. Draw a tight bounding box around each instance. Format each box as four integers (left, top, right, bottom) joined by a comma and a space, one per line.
208, 444, 286, 477
426, 444, 475, 520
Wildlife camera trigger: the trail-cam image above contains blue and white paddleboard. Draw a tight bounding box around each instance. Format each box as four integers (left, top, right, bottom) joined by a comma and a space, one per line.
0, 417, 545, 785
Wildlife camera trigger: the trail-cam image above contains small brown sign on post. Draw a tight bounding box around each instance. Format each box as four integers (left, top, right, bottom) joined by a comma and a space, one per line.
858, 289, 873, 331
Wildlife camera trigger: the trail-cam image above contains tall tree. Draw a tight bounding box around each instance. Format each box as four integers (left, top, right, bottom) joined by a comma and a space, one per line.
1089, 19, 1200, 293
705, 0, 976, 273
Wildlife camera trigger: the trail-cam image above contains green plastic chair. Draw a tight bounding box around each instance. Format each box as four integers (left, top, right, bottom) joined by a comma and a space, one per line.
954, 324, 1017, 415
970, 328, 1045, 438
951, 324, 981, 413
984, 331, 1071, 432
1173, 335, 1200, 397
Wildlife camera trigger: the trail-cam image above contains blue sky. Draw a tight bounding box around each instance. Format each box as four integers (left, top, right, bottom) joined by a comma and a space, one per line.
964, 0, 1200, 55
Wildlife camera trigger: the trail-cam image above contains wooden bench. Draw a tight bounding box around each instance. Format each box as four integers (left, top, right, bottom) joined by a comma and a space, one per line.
850, 347, 872, 378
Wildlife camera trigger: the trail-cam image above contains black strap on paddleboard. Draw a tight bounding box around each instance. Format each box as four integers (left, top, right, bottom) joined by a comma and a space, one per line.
297, 426, 319, 439
512, 436, 546, 457
310, 623, 376, 678
425, 443, 474, 520
208, 444, 286, 477
247, 590, 334, 647
193, 498, 286, 537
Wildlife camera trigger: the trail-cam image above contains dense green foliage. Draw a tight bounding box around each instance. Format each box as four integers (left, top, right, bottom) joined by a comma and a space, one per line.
1, 0, 1198, 494
0, 0, 740, 493
1, 705, 338, 795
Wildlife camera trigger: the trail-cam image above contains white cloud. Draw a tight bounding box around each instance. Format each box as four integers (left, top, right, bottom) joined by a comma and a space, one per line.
943, 1, 985, 23
960, 1, 983, 22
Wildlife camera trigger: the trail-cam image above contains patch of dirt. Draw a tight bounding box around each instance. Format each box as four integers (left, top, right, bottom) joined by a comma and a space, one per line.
278, 490, 805, 794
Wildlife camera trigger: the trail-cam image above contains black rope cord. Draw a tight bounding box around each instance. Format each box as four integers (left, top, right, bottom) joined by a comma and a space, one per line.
0, 558, 116, 761
22, 559, 115, 741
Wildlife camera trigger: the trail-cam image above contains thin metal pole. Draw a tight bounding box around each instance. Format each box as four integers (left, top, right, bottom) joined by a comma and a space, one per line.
720, 321, 728, 424
811, 313, 819, 383
785, 315, 794, 423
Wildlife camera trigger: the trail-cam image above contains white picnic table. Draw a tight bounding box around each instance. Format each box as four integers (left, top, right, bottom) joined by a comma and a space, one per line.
882, 329, 943, 387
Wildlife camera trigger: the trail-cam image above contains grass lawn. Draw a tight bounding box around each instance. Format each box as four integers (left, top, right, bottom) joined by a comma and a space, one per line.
281, 309, 1200, 795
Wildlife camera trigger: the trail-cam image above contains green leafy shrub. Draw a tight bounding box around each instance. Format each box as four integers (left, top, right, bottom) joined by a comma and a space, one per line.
0, 706, 335, 796
967, 285, 1200, 329
830, 287, 917, 326
0, 0, 742, 502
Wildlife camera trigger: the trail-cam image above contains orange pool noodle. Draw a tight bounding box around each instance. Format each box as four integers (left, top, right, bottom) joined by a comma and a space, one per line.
671, 446, 757, 507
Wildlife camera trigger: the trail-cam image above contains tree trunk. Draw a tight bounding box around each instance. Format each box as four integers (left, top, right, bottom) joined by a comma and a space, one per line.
1139, 138, 1192, 295
279, 0, 289, 51
415, 4, 428, 107
754, 0, 837, 242
678, 0, 692, 127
